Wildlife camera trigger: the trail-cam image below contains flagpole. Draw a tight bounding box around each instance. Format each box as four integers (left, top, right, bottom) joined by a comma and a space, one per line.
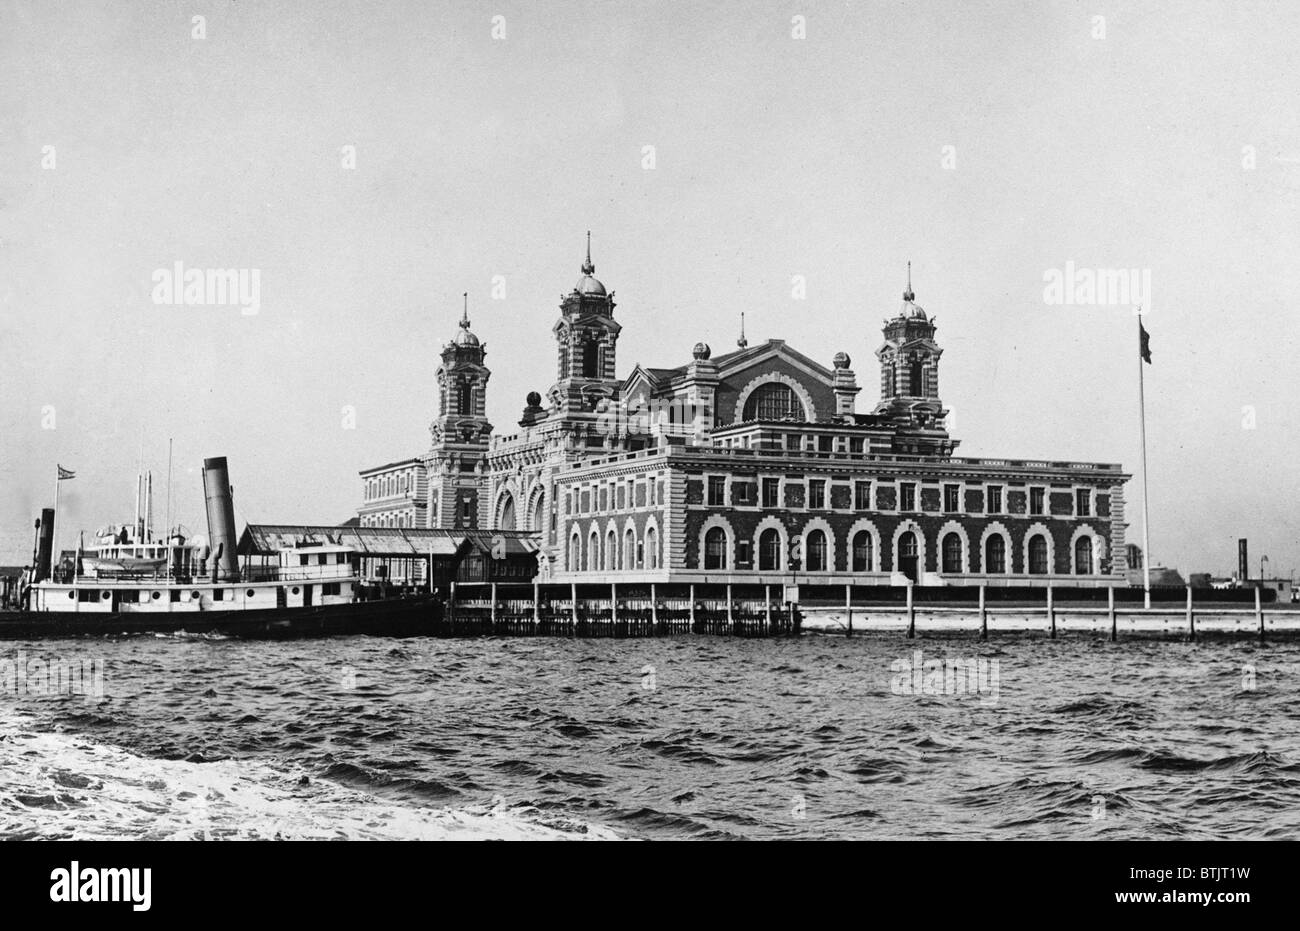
53, 469, 61, 582
1137, 314, 1152, 609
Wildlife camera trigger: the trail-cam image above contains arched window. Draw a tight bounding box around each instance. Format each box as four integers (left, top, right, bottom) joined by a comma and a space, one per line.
909, 358, 924, 396
457, 381, 473, 415
759, 528, 781, 571
1074, 537, 1093, 574
704, 527, 727, 570
743, 382, 803, 421
852, 531, 873, 572
587, 531, 598, 573
645, 527, 658, 569
582, 339, 600, 378
569, 534, 580, 571
605, 529, 616, 571
531, 495, 545, 532
806, 529, 828, 571
1028, 534, 1049, 574
499, 495, 516, 531
985, 535, 1006, 574
624, 529, 636, 570
942, 533, 963, 574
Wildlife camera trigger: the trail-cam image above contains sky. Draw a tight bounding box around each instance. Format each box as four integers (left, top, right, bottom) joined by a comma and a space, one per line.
1, 0, 1297, 578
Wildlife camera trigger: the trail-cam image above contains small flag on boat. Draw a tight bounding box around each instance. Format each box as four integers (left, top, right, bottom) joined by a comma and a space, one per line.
1139, 319, 1152, 364
57, 465, 76, 480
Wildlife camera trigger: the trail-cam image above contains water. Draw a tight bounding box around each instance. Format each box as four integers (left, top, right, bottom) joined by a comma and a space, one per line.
3, 633, 1299, 840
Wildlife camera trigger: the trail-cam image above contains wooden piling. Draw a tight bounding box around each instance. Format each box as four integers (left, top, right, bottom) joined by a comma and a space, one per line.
906, 582, 915, 639
1186, 585, 1195, 642
533, 581, 540, 624
689, 584, 696, 627
570, 581, 578, 624
845, 584, 853, 637
1047, 584, 1056, 639
1256, 586, 1264, 642
650, 583, 658, 626
490, 583, 497, 624
611, 581, 618, 626
978, 584, 987, 641
765, 584, 772, 631
1108, 586, 1117, 642
726, 583, 733, 628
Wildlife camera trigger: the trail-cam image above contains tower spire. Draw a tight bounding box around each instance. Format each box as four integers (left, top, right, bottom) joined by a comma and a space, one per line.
903, 261, 914, 302
582, 230, 595, 275
738, 311, 748, 349
460, 291, 470, 329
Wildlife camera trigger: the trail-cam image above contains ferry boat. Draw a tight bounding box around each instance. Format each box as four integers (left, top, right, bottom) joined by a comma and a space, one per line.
2, 457, 439, 639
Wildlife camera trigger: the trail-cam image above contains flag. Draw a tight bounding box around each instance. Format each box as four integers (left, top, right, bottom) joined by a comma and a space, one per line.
57, 465, 76, 480
1139, 320, 1152, 364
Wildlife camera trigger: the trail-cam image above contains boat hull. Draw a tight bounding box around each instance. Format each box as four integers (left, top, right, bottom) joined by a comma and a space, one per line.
0, 595, 441, 640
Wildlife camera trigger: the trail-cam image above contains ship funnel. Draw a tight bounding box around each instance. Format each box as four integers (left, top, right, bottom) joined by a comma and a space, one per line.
35, 509, 55, 582
202, 457, 240, 582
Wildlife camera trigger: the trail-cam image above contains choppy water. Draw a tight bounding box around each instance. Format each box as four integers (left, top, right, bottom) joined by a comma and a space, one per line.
3, 633, 1299, 840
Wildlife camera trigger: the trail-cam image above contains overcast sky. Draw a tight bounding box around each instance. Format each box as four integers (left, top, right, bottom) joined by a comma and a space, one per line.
2, 0, 1297, 577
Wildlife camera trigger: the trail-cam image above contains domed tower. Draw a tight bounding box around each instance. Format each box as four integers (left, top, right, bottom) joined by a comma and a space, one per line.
874, 264, 956, 453
550, 232, 623, 419
425, 294, 493, 529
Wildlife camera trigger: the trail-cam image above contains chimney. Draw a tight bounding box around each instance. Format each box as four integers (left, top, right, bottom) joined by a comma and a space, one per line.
35, 509, 55, 582
1238, 538, 1248, 583
202, 457, 240, 582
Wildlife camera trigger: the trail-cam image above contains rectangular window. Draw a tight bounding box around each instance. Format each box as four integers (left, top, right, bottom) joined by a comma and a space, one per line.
707, 476, 726, 506
900, 482, 916, 511
849, 437, 864, 454
1030, 487, 1045, 516
733, 483, 753, 506
1076, 488, 1091, 516
855, 481, 871, 510
461, 499, 472, 520
987, 485, 1003, 514
656, 479, 665, 503
762, 477, 780, 508
786, 434, 801, 452
808, 480, 826, 509
944, 484, 960, 513
818, 435, 832, 453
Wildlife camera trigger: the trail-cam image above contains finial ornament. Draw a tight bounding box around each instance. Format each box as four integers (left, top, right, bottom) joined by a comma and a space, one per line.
738, 311, 748, 349
461, 291, 470, 328
903, 261, 915, 302
582, 230, 595, 275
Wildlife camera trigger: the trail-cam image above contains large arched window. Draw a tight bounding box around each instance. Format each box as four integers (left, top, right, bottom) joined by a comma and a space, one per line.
806, 529, 828, 571
457, 381, 474, 415
852, 531, 873, 572
499, 495, 516, 531
624, 528, 636, 570
1074, 537, 1093, 575
569, 534, 580, 571
1028, 534, 1049, 574
908, 358, 924, 396
942, 533, 963, 574
605, 529, 617, 571
645, 527, 658, 570
704, 527, 727, 570
587, 530, 598, 573
743, 382, 803, 421
759, 528, 781, 571
985, 535, 1006, 574
531, 495, 545, 532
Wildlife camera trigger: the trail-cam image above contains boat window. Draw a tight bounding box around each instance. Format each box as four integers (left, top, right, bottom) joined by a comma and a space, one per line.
213, 588, 224, 601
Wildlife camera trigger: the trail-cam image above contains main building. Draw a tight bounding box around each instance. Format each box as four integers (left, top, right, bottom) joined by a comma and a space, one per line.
359, 238, 1130, 588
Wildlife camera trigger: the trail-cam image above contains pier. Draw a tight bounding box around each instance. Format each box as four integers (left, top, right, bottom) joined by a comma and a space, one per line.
439, 581, 1297, 640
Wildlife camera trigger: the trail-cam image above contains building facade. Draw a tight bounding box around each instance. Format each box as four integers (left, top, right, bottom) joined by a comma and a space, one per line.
361, 240, 1131, 587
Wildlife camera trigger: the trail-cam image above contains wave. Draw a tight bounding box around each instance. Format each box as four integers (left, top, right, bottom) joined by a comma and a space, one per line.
0, 713, 619, 841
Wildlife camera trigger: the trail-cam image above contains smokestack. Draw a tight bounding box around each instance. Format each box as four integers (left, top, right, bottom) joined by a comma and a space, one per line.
202, 456, 240, 582
36, 509, 55, 582
1238, 538, 1248, 583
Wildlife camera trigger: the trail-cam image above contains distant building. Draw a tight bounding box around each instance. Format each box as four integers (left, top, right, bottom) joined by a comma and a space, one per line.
361, 241, 1132, 587
358, 457, 426, 528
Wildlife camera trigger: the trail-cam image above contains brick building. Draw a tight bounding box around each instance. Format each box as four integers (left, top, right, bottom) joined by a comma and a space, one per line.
361, 240, 1130, 587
